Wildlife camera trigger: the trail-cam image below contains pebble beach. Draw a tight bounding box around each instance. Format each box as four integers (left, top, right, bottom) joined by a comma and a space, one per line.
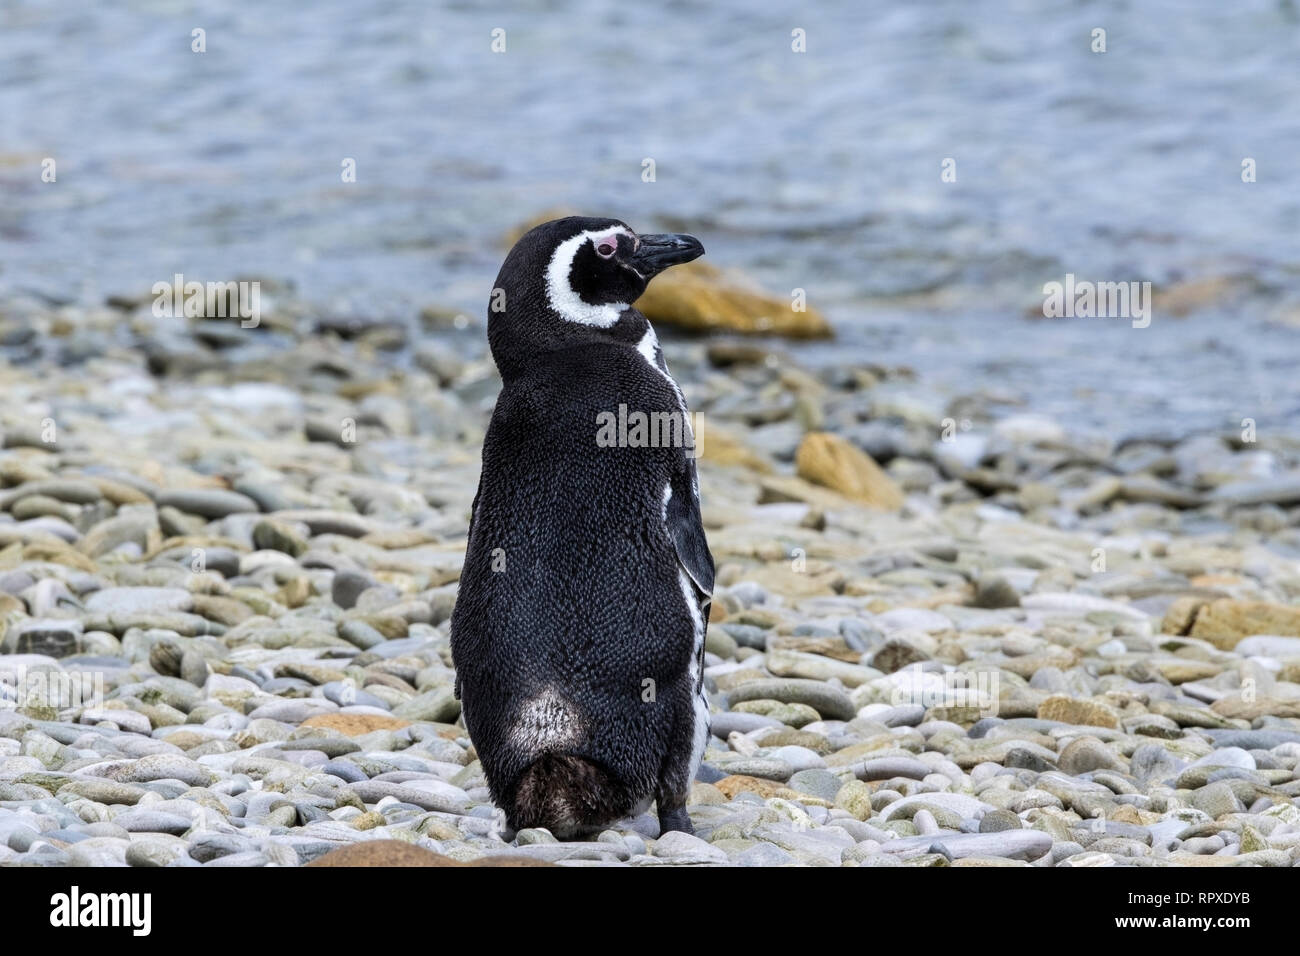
2, 275, 1299, 868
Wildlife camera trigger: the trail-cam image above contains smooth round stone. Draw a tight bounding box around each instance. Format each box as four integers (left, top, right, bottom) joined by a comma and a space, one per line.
57, 778, 151, 805
100, 754, 215, 787
138, 780, 192, 799
338, 620, 388, 650
1051, 841, 1086, 863
246, 699, 335, 723
969, 763, 1007, 785
1058, 737, 1128, 775
913, 809, 941, 835
1006, 747, 1057, 773
768, 746, 824, 772
973, 575, 1021, 609
1182, 835, 1226, 854
157, 489, 259, 519
113, 810, 194, 835
1123, 715, 1182, 738
277, 737, 360, 758
968, 718, 1004, 739
724, 679, 856, 721
1130, 743, 1183, 784
882, 793, 991, 821
320, 760, 369, 783
188, 831, 254, 862
204, 850, 271, 867
3, 819, 44, 852
80, 708, 152, 736
653, 830, 727, 863
331, 570, 377, 610
979, 809, 1023, 833
260, 677, 314, 696
347, 779, 468, 813
734, 842, 797, 866
65, 837, 130, 866
787, 769, 845, 802
708, 756, 794, 781
1188, 747, 1256, 771
1235, 636, 1300, 657
126, 838, 187, 867
85, 587, 192, 616
694, 763, 728, 784
708, 712, 783, 737
888, 829, 1053, 861
872, 704, 926, 728
322, 681, 388, 709
917, 720, 965, 739
851, 756, 933, 782
1189, 781, 1245, 819
1212, 730, 1300, 750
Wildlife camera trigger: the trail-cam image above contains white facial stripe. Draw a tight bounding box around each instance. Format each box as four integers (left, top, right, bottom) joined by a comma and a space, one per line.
545, 227, 634, 327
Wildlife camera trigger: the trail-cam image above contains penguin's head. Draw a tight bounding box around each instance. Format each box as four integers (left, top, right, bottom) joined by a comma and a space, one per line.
487, 216, 704, 375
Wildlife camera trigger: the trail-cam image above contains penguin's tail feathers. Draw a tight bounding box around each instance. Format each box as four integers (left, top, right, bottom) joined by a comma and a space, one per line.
509, 753, 633, 839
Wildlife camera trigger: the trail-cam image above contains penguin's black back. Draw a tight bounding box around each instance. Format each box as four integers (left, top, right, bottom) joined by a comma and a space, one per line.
451, 334, 702, 827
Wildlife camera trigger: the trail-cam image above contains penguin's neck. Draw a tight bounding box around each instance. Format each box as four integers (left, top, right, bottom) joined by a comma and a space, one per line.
489, 306, 649, 382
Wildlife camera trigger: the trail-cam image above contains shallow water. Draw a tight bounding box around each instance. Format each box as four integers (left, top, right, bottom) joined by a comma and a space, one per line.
3, 0, 1298, 436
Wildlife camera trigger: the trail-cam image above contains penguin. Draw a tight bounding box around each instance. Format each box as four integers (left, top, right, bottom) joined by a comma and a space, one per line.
450, 216, 714, 838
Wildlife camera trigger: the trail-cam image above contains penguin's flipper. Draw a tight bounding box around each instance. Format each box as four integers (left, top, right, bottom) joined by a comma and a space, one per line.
665, 455, 714, 598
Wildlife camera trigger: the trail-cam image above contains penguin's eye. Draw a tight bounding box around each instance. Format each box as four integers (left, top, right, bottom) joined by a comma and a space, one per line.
596, 241, 616, 259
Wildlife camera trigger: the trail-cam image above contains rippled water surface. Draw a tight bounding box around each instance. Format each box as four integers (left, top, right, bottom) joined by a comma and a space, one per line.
3, 0, 1299, 434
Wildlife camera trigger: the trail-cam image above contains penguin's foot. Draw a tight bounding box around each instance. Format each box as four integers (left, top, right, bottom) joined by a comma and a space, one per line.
657, 804, 694, 836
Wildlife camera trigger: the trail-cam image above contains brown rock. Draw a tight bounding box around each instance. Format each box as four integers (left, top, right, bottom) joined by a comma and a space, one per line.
636, 261, 832, 339
1210, 695, 1300, 721
1189, 599, 1300, 649
698, 424, 773, 474
794, 433, 904, 509
1036, 695, 1119, 729
1152, 275, 1241, 317
300, 713, 411, 736
744, 561, 844, 598
713, 774, 803, 800
361, 529, 439, 549
758, 475, 855, 510
86, 477, 153, 505
306, 840, 551, 867
190, 594, 255, 626
21, 541, 99, 573
1154, 659, 1221, 684
999, 650, 1081, 680
871, 638, 931, 674
1160, 596, 1210, 635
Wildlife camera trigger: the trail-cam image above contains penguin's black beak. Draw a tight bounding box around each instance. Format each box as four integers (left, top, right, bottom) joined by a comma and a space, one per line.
630, 233, 705, 279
